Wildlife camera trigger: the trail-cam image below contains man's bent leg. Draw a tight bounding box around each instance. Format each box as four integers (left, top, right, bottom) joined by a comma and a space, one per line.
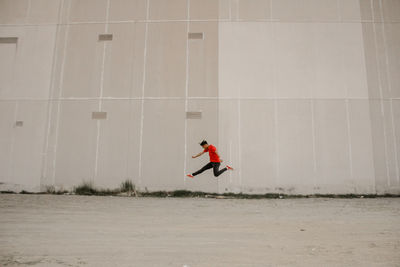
192, 162, 213, 176
212, 162, 228, 177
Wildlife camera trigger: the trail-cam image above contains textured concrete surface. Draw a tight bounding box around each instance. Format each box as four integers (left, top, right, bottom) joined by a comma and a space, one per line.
1, 194, 399, 266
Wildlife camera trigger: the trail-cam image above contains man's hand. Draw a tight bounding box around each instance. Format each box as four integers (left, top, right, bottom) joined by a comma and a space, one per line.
192, 151, 205, 159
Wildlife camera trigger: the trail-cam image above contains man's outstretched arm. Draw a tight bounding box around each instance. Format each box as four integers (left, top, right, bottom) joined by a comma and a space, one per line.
192, 151, 205, 158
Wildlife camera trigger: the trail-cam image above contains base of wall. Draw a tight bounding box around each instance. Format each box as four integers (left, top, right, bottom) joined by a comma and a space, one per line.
1, 189, 399, 199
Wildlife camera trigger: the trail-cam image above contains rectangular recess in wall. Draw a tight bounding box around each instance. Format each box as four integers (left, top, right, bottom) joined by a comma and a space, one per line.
186, 111, 202, 119
98, 34, 113, 41
188, 32, 204, 40
0, 37, 18, 44
15, 121, 23, 127
92, 111, 107, 120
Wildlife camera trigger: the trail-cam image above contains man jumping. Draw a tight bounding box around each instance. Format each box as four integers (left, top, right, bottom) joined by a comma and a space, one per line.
187, 140, 233, 178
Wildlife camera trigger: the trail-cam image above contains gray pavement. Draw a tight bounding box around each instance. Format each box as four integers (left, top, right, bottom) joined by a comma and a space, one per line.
0, 194, 399, 267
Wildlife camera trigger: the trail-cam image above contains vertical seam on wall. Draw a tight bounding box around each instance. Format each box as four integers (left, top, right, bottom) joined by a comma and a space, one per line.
358, 1, 377, 192
138, 0, 150, 186
337, 0, 342, 23
269, 0, 273, 20
272, 22, 279, 189
216, 12, 220, 193
229, 140, 233, 185
52, 0, 72, 183
345, 98, 354, 190
26, 0, 32, 24
184, 0, 190, 186
93, 0, 111, 182
236, 19, 242, 191
273, 98, 279, 189
342, 23, 355, 190
390, 100, 399, 183
310, 99, 317, 185
310, 24, 318, 190
237, 98, 242, 191
371, 0, 390, 187
235, 0, 239, 21
379, 1, 392, 97
368, 0, 378, 193
40, 0, 65, 189
379, 0, 400, 183
11, 34, 18, 94
228, 0, 232, 21
125, 22, 139, 183
9, 102, 19, 185
376, 0, 391, 187
237, 55, 242, 192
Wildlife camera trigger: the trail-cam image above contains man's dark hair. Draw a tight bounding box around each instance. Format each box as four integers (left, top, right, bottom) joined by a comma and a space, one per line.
199, 140, 208, 146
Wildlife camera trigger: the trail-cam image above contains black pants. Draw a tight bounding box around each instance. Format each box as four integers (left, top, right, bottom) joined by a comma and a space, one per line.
192, 162, 227, 177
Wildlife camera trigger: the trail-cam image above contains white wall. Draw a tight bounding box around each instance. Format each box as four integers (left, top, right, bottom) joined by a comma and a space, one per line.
0, 0, 399, 194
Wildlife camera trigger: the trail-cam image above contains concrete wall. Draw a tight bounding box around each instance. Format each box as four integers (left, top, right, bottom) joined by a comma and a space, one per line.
0, 0, 399, 194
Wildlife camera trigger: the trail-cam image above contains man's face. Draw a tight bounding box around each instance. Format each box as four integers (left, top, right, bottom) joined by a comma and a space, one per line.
201, 144, 209, 149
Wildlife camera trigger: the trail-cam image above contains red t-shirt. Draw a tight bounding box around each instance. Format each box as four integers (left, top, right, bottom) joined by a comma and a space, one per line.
204, 145, 221, 162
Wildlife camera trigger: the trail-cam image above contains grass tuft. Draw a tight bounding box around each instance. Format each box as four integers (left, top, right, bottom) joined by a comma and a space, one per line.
74, 181, 98, 195
45, 185, 68, 195
0, 190, 16, 194
20, 190, 34, 194
74, 181, 121, 196
120, 180, 135, 192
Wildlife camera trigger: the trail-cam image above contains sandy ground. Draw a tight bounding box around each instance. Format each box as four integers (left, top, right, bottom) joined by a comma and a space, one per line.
0, 195, 399, 267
